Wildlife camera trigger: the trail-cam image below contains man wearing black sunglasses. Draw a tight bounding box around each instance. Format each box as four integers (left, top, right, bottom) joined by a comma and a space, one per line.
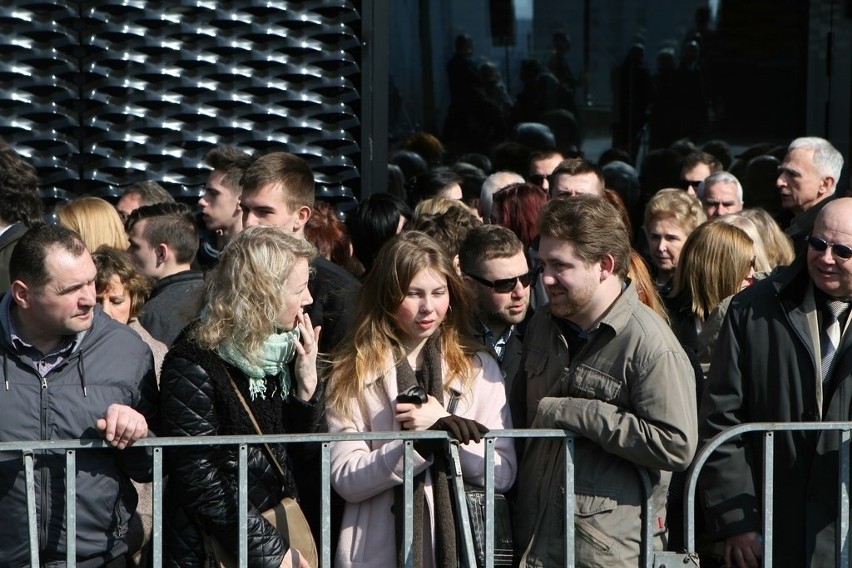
459, 225, 533, 395
679, 151, 721, 197
699, 197, 852, 568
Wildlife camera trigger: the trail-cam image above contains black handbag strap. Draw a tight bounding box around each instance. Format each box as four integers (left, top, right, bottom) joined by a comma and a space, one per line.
224, 365, 289, 486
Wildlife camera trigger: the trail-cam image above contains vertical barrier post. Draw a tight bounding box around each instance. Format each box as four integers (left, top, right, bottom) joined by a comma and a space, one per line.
485, 437, 495, 568
564, 434, 575, 567
762, 432, 774, 567
322, 442, 332, 568
403, 440, 414, 568
152, 447, 163, 568
66, 450, 77, 566
838, 429, 850, 566
24, 451, 40, 567
238, 444, 249, 568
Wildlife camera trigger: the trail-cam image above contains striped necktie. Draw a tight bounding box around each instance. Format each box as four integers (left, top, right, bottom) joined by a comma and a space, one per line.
822, 299, 849, 383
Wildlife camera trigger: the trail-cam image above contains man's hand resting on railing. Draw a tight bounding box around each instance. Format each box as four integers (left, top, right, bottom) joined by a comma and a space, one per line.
281, 548, 310, 568
95, 404, 148, 450
724, 530, 762, 568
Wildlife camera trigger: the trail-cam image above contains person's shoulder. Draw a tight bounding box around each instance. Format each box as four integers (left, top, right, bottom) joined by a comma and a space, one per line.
87, 310, 151, 355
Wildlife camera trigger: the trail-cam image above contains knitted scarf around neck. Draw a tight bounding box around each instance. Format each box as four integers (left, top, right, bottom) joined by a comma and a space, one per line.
394, 335, 457, 567
216, 328, 300, 400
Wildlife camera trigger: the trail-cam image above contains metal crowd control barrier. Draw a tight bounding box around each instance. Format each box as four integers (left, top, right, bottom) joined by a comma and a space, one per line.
682, 421, 852, 568
2, 429, 662, 568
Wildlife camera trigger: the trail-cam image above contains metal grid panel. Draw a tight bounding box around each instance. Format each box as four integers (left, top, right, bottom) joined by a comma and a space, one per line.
0, 1, 362, 199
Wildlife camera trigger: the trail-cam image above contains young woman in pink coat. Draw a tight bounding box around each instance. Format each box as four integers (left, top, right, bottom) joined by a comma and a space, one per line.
326, 231, 516, 568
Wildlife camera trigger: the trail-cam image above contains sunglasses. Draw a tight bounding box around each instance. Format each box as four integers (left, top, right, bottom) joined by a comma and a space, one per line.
806, 235, 852, 260
677, 179, 703, 190
465, 271, 534, 293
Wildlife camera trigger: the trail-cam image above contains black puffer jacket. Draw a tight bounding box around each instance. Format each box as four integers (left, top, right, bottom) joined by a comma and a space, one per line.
160, 331, 323, 568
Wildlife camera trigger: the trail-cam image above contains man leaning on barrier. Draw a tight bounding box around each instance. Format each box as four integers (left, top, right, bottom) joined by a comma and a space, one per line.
512, 195, 698, 567
0, 223, 157, 566
699, 197, 852, 568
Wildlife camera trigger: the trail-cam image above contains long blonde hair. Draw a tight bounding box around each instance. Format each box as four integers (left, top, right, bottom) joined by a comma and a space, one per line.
57, 196, 129, 251
327, 231, 480, 419
190, 226, 315, 363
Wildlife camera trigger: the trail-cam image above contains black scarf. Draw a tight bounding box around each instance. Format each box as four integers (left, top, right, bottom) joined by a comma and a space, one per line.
394, 336, 458, 567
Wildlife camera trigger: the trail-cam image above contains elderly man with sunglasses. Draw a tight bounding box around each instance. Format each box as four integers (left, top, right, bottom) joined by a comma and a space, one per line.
459, 225, 534, 396
699, 197, 852, 568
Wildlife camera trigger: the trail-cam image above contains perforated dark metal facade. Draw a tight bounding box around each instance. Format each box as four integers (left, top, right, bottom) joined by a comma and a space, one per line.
0, 1, 363, 203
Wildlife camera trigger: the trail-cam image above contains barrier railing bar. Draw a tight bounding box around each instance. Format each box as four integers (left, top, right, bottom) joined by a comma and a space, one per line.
66, 449, 77, 565
152, 447, 163, 568
839, 430, 850, 566
485, 437, 495, 568
24, 450, 39, 567
762, 432, 774, 567
564, 435, 575, 568
450, 442, 478, 567
238, 444, 248, 568
321, 442, 331, 568
639, 466, 653, 568
403, 440, 414, 568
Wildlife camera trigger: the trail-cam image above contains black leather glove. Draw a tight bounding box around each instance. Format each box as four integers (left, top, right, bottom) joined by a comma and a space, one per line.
414, 415, 489, 457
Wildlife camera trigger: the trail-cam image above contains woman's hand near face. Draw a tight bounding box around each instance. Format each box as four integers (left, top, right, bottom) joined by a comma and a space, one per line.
394, 394, 449, 430
293, 311, 321, 401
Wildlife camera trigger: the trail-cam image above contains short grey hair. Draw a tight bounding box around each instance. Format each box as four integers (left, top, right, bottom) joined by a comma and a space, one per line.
698, 171, 743, 203
480, 171, 524, 221
788, 136, 844, 192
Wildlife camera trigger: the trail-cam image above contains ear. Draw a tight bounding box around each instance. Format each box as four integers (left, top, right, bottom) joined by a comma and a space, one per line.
291, 205, 312, 232
10, 280, 30, 309
599, 254, 616, 282
818, 175, 836, 196
155, 243, 169, 267
453, 254, 462, 275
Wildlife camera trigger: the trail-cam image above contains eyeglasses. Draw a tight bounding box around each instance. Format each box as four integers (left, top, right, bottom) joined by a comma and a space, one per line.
806, 235, 852, 260
464, 271, 534, 293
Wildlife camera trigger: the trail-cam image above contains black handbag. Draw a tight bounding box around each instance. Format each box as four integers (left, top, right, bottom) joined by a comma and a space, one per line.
447, 392, 514, 567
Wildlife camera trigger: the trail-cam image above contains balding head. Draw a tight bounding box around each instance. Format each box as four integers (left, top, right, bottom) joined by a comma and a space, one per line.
807, 197, 852, 299
480, 171, 524, 222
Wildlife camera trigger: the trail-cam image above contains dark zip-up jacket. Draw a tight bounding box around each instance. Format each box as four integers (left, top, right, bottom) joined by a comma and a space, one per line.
0, 294, 157, 567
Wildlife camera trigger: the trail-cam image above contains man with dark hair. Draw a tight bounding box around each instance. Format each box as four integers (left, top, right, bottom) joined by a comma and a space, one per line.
197, 145, 252, 267
0, 223, 156, 565
115, 180, 175, 222
240, 151, 360, 355
513, 195, 697, 566
549, 157, 605, 198
680, 151, 722, 196
0, 141, 43, 292
459, 225, 533, 394
127, 202, 203, 345
527, 149, 565, 193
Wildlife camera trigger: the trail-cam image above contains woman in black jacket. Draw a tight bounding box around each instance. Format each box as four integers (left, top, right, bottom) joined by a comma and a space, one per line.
160, 226, 321, 568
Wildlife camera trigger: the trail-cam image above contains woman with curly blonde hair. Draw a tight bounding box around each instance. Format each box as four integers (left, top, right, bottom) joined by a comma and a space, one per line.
56, 196, 129, 250
159, 226, 321, 568
327, 231, 516, 567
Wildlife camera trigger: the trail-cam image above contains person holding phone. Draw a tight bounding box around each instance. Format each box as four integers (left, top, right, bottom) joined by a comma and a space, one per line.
326, 231, 517, 567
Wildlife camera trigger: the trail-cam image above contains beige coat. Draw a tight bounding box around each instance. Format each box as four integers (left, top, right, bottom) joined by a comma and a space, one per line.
328, 351, 517, 568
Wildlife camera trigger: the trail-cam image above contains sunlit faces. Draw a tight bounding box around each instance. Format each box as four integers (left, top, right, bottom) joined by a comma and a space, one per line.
646, 218, 689, 276
240, 184, 304, 232
777, 147, 831, 214
702, 181, 742, 218
394, 268, 450, 350
199, 170, 241, 232
127, 219, 160, 279
552, 172, 604, 199
98, 274, 133, 324
807, 202, 852, 299
538, 236, 601, 326
15, 247, 98, 342
469, 252, 531, 328
276, 258, 313, 331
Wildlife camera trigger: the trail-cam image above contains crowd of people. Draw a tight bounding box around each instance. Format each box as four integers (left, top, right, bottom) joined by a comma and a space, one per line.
0, 57, 850, 568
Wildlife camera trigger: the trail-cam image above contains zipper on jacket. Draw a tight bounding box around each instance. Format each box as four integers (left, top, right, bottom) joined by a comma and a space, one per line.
39, 372, 49, 547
